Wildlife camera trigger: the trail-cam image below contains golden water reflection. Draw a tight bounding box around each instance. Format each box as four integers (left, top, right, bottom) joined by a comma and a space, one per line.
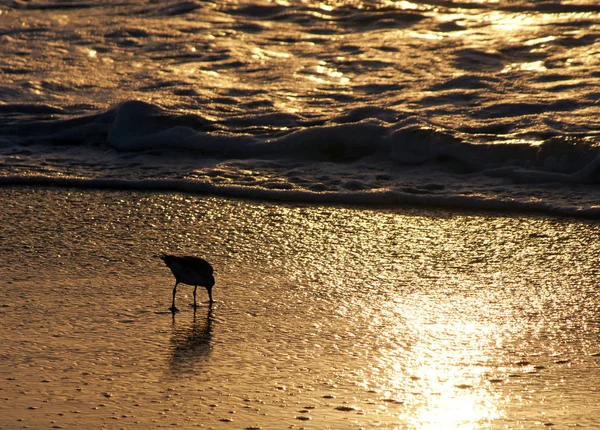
278, 208, 600, 428
360, 298, 504, 427
388, 319, 502, 427
3, 190, 600, 428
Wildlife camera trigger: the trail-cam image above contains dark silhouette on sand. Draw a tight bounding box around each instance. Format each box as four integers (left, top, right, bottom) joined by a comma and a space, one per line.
169, 305, 213, 373
159, 254, 215, 312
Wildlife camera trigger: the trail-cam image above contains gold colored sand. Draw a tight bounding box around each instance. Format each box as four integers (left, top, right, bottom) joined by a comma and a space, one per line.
1, 188, 600, 428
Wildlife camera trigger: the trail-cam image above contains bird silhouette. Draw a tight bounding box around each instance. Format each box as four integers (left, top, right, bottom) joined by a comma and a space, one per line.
159, 254, 215, 312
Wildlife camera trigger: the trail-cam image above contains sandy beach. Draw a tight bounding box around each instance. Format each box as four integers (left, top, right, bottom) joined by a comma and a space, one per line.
1, 187, 600, 429
3, 1, 600, 428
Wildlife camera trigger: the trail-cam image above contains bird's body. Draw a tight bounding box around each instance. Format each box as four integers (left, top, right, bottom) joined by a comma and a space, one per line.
159, 254, 215, 312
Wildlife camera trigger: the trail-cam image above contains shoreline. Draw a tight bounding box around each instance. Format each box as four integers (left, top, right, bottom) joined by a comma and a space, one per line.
1, 181, 599, 221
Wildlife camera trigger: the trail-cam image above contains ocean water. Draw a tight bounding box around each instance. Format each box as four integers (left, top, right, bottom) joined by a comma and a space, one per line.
2, 2, 600, 428
1, 0, 600, 216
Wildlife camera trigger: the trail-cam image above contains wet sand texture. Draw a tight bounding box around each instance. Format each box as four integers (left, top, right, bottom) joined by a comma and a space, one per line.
1, 188, 600, 428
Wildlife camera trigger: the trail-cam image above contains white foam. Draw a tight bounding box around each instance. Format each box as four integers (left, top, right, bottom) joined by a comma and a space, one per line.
1, 170, 599, 219
2, 0, 600, 219
2, 99, 599, 218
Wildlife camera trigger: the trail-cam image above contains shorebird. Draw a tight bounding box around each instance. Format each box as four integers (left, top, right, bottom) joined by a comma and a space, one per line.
159, 254, 215, 312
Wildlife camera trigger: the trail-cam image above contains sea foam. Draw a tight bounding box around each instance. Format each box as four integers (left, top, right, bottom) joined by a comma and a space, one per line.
1, 0, 600, 217
1, 100, 599, 218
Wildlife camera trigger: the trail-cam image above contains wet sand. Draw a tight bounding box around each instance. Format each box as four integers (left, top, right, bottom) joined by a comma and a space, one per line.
1, 187, 600, 429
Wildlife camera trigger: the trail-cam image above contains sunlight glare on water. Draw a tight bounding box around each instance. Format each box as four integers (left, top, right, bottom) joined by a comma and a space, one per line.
2, 1, 600, 217
275, 207, 600, 428
1, 189, 600, 428
366, 300, 504, 428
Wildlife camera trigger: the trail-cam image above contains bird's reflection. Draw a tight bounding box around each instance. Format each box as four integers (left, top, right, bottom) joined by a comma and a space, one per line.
169, 305, 213, 373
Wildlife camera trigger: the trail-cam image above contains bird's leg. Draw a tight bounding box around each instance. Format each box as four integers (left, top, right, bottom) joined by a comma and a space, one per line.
207, 286, 213, 304
170, 281, 179, 312
193, 285, 198, 308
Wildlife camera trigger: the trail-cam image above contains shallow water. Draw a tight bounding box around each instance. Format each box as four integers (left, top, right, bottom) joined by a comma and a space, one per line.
1, 188, 600, 428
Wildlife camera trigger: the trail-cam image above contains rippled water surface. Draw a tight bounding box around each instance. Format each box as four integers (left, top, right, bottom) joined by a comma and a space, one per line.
2, 1, 600, 215
3, 0, 600, 135
1, 188, 600, 428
